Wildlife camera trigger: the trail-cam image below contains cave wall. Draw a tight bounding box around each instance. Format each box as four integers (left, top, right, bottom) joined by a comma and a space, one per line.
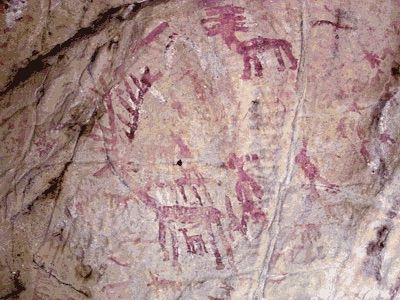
1, 0, 400, 299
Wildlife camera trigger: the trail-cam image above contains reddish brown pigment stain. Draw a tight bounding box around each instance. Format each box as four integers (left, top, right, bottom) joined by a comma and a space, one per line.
295, 140, 339, 197
117, 66, 162, 141
171, 100, 186, 118
295, 143, 320, 181
184, 70, 210, 102
312, 7, 353, 31
108, 256, 130, 267
171, 134, 192, 158
178, 228, 208, 255
89, 68, 160, 179
349, 101, 365, 114
336, 117, 348, 138
238, 37, 298, 79
90, 82, 119, 177
201, 5, 247, 49
153, 168, 213, 207
226, 153, 267, 234
284, 223, 325, 264
101, 281, 131, 298
312, 7, 353, 53
147, 272, 182, 292
132, 22, 169, 53
312, 19, 353, 30
390, 275, 400, 300
199, 0, 224, 8
364, 51, 381, 68
359, 140, 370, 162
379, 132, 395, 144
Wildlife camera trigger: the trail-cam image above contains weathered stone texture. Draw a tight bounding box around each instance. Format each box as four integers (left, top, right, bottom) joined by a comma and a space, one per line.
1, 0, 400, 299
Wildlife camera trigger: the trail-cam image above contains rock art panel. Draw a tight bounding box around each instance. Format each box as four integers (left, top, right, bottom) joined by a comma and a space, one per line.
0, 0, 400, 299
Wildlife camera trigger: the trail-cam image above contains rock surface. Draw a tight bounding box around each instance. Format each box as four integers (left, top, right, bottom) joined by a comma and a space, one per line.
1, 0, 400, 299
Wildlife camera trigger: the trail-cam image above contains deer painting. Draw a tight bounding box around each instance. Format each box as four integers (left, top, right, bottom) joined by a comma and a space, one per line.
178, 228, 208, 255
201, 4, 298, 79
237, 37, 298, 79
136, 189, 235, 270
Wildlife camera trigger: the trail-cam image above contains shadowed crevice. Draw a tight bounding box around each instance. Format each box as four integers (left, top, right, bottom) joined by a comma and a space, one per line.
0, 271, 26, 300
0, 0, 169, 97
33, 258, 91, 298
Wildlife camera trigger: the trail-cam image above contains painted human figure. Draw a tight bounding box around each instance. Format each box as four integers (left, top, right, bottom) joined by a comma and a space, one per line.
295, 140, 339, 198
226, 153, 267, 235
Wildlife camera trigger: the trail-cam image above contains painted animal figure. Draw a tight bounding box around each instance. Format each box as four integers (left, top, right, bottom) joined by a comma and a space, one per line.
173, 169, 211, 206
137, 189, 235, 270
237, 37, 298, 79
178, 228, 208, 255
200, 4, 298, 79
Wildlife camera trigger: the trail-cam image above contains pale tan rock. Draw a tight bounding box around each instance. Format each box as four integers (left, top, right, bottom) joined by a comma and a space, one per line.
0, 0, 399, 299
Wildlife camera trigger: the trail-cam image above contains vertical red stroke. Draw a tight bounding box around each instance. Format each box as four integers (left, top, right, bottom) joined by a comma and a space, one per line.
132, 22, 169, 53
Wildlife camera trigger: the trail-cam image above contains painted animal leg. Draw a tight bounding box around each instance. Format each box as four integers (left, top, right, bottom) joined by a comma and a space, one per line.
235, 184, 248, 235
178, 185, 188, 203
309, 180, 320, 199
225, 195, 241, 238
281, 44, 298, 70
216, 221, 236, 271
273, 48, 286, 71
199, 237, 208, 254
158, 222, 169, 261
242, 54, 252, 80
240, 213, 249, 235
207, 223, 225, 270
202, 184, 214, 206
192, 235, 208, 255
252, 55, 263, 77
170, 230, 179, 266
192, 186, 203, 206
190, 241, 197, 254
185, 239, 194, 253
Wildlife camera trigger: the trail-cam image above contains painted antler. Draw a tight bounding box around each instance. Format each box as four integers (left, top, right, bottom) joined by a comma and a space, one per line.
200, 5, 247, 49
89, 75, 126, 180
116, 67, 162, 141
